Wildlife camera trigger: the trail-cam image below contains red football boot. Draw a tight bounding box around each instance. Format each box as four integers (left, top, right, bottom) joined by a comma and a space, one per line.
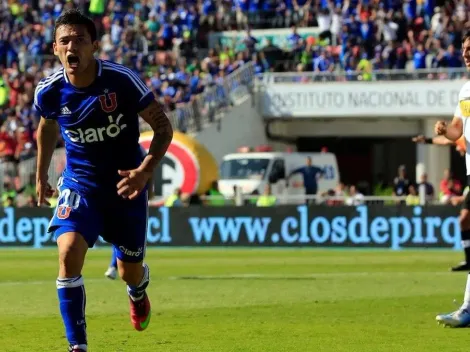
129, 293, 151, 331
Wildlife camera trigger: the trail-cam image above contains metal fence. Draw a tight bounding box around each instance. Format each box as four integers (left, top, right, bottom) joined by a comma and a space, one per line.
260, 68, 470, 84
0, 148, 65, 201
140, 62, 256, 134
7, 149, 64, 185
198, 194, 447, 207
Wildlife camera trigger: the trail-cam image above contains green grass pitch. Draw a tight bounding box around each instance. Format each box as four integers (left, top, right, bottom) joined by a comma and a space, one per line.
0, 248, 469, 351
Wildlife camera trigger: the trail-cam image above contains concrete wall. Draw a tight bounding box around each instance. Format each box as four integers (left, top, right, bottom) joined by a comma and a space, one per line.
194, 98, 268, 163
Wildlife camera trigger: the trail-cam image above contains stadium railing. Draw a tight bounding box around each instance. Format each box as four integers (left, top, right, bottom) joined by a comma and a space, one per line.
0, 149, 66, 191
259, 68, 470, 84
199, 194, 441, 206
140, 61, 256, 134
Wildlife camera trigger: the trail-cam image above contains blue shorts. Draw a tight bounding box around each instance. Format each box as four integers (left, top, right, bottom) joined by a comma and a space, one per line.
48, 179, 148, 263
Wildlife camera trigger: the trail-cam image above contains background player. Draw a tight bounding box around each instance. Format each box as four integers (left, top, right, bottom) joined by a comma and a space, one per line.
34, 9, 173, 351
105, 248, 119, 280
434, 31, 470, 327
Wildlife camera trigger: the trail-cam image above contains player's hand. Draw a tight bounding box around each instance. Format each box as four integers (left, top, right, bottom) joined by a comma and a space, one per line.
36, 178, 54, 206
412, 135, 426, 143
117, 168, 152, 200
434, 121, 447, 135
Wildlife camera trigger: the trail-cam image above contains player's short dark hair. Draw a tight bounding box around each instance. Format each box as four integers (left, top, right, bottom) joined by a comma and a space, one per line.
463, 31, 470, 44
53, 8, 97, 42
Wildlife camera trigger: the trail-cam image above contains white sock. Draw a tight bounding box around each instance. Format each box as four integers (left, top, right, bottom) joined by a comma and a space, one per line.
127, 263, 149, 301
462, 274, 470, 310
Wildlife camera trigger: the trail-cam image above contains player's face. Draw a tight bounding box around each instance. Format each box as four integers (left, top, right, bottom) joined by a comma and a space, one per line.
53, 24, 98, 75
463, 38, 470, 69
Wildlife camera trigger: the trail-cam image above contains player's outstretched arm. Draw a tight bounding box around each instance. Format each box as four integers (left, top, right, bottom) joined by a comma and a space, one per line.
137, 100, 174, 173
412, 135, 456, 146
36, 117, 59, 205
432, 135, 457, 146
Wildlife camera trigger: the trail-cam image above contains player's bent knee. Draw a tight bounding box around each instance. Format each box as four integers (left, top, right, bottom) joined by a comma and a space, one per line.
117, 261, 145, 286
57, 232, 88, 278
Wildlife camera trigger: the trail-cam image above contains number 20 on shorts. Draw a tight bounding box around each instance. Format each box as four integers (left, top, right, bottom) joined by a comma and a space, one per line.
57, 189, 81, 220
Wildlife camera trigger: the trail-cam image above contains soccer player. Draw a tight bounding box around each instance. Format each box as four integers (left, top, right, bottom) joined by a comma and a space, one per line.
434, 31, 470, 327
105, 248, 119, 280
34, 9, 173, 351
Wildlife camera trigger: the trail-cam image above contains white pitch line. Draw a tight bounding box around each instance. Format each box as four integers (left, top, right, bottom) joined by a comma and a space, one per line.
169, 271, 454, 280
0, 271, 457, 287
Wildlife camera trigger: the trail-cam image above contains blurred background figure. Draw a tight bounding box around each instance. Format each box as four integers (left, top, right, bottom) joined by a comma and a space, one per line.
256, 184, 277, 207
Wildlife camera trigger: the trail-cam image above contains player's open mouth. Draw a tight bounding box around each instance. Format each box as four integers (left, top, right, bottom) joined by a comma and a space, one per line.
67, 55, 80, 68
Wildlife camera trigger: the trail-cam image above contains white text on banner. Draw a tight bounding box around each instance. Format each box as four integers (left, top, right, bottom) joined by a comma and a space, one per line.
261, 81, 464, 118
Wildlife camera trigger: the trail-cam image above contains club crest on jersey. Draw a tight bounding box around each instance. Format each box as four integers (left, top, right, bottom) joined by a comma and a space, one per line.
99, 90, 117, 113
57, 205, 72, 219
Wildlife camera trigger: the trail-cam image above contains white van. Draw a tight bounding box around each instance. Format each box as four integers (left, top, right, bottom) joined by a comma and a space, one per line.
218, 151, 340, 204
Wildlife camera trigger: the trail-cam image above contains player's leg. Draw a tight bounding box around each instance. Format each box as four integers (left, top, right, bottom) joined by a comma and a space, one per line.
436, 264, 470, 327
451, 193, 470, 271
56, 230, 89, 351
117, 257, 151, 331
105, 247, 118, 280
104, 192, 151, 331
50, 184, 100, 351
436, 193, 470, 327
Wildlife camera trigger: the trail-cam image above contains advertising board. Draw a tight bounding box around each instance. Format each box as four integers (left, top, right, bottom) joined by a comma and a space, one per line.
0, 206, 460, 250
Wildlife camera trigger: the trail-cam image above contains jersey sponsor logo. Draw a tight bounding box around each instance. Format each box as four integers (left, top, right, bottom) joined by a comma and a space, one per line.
64, 114, 126, 143
119, 246, 143, 257
460, 100, 470, 116
98, 91, 118, 113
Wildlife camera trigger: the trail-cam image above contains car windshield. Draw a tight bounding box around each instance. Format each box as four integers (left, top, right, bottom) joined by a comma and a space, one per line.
220, 158, 270, 180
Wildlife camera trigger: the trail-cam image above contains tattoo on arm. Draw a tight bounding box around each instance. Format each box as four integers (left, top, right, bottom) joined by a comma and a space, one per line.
140, 101, 174, 170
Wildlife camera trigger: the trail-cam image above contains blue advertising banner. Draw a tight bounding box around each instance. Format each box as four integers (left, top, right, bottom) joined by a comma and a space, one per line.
0, 205, 461, 249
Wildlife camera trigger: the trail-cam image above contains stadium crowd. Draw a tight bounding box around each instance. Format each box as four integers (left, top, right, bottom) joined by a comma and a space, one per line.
0, 0, 469, 206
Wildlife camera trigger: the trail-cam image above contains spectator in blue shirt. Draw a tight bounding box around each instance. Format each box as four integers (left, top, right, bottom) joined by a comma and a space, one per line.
287, 26, 302, 51
446, 44, 462, 68
413, 43, 427, 69
313, 50, 334, 72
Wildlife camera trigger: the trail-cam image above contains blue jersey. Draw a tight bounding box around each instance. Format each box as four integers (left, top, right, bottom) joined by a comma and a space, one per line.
34, 59, 154, 196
